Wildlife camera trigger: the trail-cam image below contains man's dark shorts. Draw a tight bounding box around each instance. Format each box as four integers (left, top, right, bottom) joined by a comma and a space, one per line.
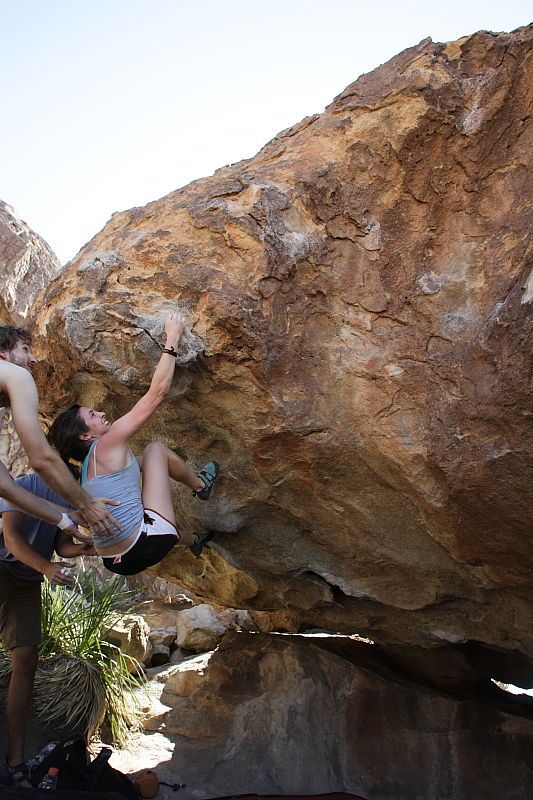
0, 569, 41, 649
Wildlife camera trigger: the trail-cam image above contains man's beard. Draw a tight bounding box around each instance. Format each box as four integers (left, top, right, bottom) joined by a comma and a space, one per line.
8, 355, 32, 372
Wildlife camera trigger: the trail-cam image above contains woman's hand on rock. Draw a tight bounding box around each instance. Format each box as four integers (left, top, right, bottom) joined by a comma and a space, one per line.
165, 311, 187, 345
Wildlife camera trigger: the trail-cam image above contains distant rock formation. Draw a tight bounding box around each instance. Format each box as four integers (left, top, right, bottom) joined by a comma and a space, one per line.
0, 202, 61, 473
0, 200, 61, 323
34, 24, 533, 696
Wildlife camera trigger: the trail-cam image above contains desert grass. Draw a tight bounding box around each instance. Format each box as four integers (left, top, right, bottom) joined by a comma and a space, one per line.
1, 568, 145, 745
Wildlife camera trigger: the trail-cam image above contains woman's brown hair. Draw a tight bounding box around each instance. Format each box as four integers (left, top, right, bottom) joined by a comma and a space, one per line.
47, 404, 90, 479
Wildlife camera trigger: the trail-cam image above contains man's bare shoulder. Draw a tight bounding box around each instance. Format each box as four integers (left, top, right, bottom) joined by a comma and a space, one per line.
0, 360, 36, 396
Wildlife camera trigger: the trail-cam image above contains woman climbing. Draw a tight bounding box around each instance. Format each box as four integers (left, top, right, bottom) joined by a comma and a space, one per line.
47, 310, 218, 575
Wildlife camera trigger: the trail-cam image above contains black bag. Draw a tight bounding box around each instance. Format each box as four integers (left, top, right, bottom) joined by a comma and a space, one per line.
28, 737, 138, 798
82, 747, 139, 799
29, 736, 88, 789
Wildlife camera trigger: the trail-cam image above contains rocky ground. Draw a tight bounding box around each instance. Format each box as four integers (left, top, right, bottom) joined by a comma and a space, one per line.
106, 732, 179, 800
1, 587, 533, 799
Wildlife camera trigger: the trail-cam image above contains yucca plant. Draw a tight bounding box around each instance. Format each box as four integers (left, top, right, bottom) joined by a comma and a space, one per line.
0, 649, 11, 682
34, 656, 106, 740
34, 567, 146, 745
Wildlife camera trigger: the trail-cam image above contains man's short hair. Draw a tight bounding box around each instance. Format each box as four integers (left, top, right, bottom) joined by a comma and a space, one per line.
0, 326, 32, 353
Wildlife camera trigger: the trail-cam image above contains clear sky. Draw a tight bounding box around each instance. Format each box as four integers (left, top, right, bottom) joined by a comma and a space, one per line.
1, 0, 531, 263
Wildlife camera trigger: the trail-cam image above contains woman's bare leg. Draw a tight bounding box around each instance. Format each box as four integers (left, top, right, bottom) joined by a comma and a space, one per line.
141, 442, 199, 546
140, 443, 204, 492
167, 448, 205, 493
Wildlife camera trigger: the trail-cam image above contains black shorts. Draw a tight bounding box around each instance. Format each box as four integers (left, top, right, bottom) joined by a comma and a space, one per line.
102, 509, 179, 576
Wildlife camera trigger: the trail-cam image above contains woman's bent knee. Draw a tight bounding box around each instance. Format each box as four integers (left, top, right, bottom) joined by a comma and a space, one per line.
143, 441, 166, 456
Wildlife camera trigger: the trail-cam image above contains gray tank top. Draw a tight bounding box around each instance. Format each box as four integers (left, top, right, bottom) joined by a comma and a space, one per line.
81, 442, 144, 550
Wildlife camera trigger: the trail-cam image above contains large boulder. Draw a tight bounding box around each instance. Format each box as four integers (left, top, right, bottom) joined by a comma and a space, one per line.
129, 632, 533, 800
176, 603, 256, 652
148, 627, 177, 649
106, 614, 152, 667
176, 603, 229, 652
33, 26, 533, 688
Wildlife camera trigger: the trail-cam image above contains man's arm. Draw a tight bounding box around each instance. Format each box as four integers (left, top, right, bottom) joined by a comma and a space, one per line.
0, 461, 70, 525
1, 511, 74, 586
7, 366, 99, 506
3, 363, 120, 534
0, 471, 93, 544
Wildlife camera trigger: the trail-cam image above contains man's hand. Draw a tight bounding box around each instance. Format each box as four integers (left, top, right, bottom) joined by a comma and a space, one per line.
63, 524, 94, 546
68, 510, 85, 526
44, 562, 75, 586
78, 498, 122, 537
70, 497, 118, 531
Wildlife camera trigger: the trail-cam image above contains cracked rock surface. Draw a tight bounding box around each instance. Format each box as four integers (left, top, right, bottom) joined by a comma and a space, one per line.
116, 633, 533, 800
31, 26, 533, 689
0, 200, 61, 323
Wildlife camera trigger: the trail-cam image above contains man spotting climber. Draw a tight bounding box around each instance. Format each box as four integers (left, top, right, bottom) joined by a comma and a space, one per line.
0, 325, 120, 535
0, 474, 97, 788
0, 325, 120, 784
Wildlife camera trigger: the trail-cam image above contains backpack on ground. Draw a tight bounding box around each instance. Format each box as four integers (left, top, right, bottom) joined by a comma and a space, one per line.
28, 736, 88, 789
82, 747, 138, 799
27, 736, 138, 798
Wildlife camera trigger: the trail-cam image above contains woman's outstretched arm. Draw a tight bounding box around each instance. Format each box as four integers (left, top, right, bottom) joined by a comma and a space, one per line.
99, 311, 186, 450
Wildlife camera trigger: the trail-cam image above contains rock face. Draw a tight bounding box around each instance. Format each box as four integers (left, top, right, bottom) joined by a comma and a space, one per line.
106, 614, 152, 667
176, 603, 256, 652
176, 604, 227, 652
130, 633, 533, 800
34, 26, 533, 689
0, 200, 61, 323
0, 410, 29, 477
0, 202, 61, 476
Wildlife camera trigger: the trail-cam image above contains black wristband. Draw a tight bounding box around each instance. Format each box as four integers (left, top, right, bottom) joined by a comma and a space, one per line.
162, 346, 178, 357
